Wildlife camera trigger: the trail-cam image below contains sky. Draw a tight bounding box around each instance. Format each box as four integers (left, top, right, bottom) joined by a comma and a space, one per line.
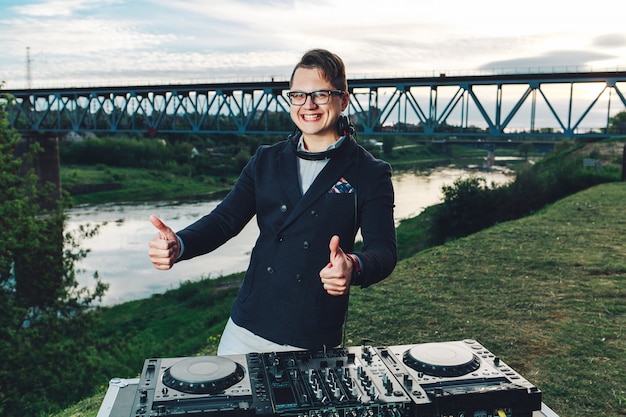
1, 0, 626, 89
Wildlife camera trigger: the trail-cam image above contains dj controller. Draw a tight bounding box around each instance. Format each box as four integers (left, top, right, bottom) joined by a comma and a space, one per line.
98, 339, 542, 417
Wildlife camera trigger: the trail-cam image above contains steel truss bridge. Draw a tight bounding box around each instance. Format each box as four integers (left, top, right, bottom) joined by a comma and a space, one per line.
4, 71, 626, 142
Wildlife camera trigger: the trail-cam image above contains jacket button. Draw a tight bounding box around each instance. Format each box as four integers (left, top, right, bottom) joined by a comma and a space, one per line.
295, 274, 302, 282
310, 210, 318, 217
303, 241, 309, 249
267, 266, 274, 274
280, 205, 288, 212
277, 235, 284, 242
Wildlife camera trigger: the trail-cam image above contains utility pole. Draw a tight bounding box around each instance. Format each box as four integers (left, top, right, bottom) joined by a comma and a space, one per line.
26, 46, 32, 89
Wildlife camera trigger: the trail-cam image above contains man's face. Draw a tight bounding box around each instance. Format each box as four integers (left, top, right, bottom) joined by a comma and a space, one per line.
289, 67, 349, 144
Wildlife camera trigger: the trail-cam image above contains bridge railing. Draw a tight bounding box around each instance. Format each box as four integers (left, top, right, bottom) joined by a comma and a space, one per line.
4, 71, 626, 141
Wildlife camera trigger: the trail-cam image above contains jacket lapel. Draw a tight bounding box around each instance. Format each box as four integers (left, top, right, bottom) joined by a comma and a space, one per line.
279, 140, 356, 232
278, 143, 303, 209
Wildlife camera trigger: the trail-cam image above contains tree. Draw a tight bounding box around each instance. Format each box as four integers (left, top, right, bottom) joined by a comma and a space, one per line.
517, 142, 535, 160
382, 136, 396, 156
609, 110, 626, 134
0, 89, 108, 416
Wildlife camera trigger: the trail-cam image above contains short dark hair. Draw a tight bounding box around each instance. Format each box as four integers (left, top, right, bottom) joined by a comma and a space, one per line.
290, 49, 348, 92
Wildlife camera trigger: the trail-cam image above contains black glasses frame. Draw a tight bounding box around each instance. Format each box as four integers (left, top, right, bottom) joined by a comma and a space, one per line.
286, 90, 345, 106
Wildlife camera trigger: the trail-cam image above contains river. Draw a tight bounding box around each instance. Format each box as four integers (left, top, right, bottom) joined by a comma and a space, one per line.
67, 166, 514, 306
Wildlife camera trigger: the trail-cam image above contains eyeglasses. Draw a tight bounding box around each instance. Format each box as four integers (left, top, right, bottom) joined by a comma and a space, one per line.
286, 90, 345, 106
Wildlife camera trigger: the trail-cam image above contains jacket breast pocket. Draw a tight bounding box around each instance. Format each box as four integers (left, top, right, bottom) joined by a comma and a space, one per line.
323, 193, 357, 231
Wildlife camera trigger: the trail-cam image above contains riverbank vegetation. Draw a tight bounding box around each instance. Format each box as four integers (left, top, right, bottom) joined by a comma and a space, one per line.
396, 139, 623, 258
0, 98, 109, 417
59, 134, 528, 205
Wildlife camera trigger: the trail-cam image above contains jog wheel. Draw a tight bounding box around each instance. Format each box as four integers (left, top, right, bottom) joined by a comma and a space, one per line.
403, 342, 481, 377
162, 356, 245, 394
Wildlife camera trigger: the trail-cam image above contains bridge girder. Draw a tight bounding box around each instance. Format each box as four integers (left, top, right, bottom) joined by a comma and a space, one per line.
5, 71, 626, 141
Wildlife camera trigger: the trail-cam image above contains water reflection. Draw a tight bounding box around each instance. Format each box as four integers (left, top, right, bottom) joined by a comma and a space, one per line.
68, 167, 512, 305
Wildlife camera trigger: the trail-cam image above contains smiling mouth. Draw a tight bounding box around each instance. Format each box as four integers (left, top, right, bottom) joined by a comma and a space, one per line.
302, 114, 321, 121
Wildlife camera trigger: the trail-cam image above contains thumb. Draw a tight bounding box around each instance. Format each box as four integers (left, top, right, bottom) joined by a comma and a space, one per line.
150, 215, 175, 240
328, 235, 343, 264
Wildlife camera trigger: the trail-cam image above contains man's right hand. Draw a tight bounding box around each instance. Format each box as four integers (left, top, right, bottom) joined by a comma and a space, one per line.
148, 215, 181, 270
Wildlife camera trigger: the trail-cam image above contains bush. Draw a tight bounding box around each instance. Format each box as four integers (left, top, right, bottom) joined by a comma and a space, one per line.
426, 143, 621, 247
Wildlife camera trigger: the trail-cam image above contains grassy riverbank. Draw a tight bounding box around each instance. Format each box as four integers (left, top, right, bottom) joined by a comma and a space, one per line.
61, 165, 239, 206
53, 181, 626, 417
61, 143, 527, 206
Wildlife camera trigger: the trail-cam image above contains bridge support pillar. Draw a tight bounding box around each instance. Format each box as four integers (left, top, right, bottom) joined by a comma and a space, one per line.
484, 150, 495, 169
22, 135, 62, 210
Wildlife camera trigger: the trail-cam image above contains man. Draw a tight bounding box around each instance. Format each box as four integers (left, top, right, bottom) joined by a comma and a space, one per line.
148, 49, 396, 354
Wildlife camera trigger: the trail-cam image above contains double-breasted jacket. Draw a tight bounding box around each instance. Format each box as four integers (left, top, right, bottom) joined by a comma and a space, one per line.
177, 135, 397, 349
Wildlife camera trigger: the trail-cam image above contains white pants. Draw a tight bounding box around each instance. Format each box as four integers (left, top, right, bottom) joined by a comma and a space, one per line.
217, 318, 304, 355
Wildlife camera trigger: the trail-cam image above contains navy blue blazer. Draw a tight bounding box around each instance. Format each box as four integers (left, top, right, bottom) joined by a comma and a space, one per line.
177, 135, 397, 350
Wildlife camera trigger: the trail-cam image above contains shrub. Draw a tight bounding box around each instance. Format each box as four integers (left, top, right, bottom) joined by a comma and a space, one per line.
425, 143, 621, 247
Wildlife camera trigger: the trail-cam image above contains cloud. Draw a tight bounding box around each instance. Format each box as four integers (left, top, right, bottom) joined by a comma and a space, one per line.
593, 33, 626, 48
480, 50, 617, 72
2, 0, 626, 88
11, 0, 123, 17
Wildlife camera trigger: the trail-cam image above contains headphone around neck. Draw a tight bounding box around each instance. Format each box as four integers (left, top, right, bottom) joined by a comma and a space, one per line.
289, 115, 355, 161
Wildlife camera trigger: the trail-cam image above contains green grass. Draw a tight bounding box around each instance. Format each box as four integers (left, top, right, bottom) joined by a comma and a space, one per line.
61, 165, 237, 205
51, 182, 626, 417
346, 182, 626, 416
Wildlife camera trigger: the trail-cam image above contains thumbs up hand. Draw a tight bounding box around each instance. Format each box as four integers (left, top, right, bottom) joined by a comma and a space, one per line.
319, 235, 353, 296
148, 215, 181, 270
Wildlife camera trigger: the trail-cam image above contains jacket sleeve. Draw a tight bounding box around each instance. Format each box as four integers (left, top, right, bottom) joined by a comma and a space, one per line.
176, 154, 257, 261
351, 156, 397, 288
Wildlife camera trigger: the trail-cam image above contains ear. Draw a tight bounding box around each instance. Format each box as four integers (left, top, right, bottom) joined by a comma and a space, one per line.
340, 91, 349, 111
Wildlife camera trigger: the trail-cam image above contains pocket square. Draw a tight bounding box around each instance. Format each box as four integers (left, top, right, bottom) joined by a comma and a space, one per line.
329, 177, 354, 193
